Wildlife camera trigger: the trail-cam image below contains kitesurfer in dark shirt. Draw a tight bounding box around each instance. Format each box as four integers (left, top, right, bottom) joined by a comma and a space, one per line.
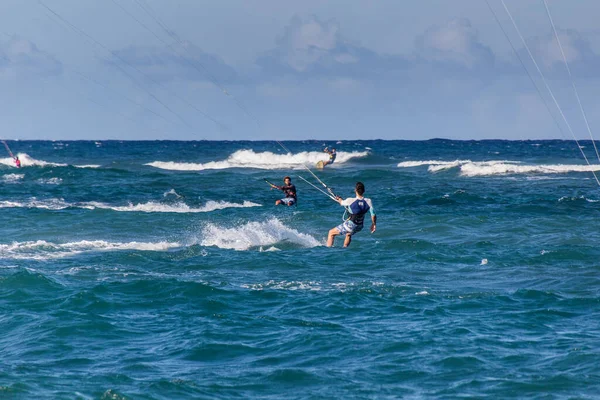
274, 176, 297, 206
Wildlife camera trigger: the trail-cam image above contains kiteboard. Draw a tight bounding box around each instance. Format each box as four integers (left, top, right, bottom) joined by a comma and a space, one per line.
316, 160, 325, 169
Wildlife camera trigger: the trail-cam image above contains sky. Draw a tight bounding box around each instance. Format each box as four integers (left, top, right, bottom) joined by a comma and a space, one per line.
1, 0, 600, 140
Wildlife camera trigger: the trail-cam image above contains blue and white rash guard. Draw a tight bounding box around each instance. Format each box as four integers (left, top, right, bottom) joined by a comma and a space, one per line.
341, 196, 375, 227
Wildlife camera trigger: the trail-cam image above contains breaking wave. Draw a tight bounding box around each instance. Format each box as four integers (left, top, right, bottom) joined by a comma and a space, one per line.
200, 217, 321, 251
0, 199, 261, 213
0, 153, 66, 168
0, 153, 99, 168
74, 164, 101, 169
398, 159, 600, 177
0, 240, 181, 260
146, 149, 369, 171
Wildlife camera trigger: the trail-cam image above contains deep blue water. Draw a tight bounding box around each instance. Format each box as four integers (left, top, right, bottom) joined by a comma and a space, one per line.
2, 139, 600, 399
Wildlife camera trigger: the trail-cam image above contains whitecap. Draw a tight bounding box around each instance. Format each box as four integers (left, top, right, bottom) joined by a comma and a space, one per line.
37, 177, 62, 185
84, 200, 261, 213
200, 217, 321, 250
0, 199, 261, 213
0, 198, 71, 210
0, 240, 181, 260
398, 159, 600, 177
146, 149, 369, 171
0, 153, 67, 168
2, 174, 24, 183
163, 189, 183, 198
460, 162, 600, 177
242, 280, 322, 291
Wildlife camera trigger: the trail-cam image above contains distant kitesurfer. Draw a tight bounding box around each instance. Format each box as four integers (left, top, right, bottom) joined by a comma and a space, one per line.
327, 182, 376, 248
323, 147, 337, 167
14, 156, 21, 168
273, 176, 297, 206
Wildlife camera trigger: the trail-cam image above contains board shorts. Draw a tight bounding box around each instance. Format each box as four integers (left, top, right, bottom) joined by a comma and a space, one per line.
336, 220, 363, 236
281, 197, 296, 206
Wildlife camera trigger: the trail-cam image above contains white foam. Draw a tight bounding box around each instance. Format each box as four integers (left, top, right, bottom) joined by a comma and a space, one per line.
0, 199, 261, 213
397, 159, 600, 177
460, 162, 600, 177
241, 280, 322, 291
2, 173, 24, 183
163, 189, 183, 198
397, 160, 471, 168
86, 200, 261, 213
242, 280, 407, 292
0, 198, 72, 210
259, 246, 281, 252
430, 160, 488, 173
147, 149, 369, 171
37, 177, 62, 185
558, 195, 599, 203
0, 153, 67, 168
0, 240, 181, 260
0, 153, 97, 168
200, 217, 321, 250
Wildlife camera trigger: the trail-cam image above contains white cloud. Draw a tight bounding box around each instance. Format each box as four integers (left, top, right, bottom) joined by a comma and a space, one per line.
415, 18, 494, 69
528, 28, 599, 73
256, 15, 386, 76
279, 15, 339, 72
289, 15, 339, 52
257, 15, 504, 82
0, 36, 62, 79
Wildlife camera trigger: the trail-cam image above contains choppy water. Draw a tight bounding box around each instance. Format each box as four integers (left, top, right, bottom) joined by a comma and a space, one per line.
2, 140, 600, 399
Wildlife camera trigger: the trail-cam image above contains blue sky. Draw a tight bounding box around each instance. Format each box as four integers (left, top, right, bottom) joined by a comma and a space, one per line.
1, 0, 600, 140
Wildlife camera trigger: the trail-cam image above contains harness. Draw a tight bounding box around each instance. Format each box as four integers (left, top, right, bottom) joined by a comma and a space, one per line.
342, 198, 370, 224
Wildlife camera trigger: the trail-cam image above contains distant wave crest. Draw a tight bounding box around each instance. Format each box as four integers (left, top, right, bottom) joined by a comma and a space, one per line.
0, 153, 66, 168
0, 199, 261, 213
0, 240, 181, 260
398, 159, 600, 176
0, 153, 99, 168
147, 149, 369, 171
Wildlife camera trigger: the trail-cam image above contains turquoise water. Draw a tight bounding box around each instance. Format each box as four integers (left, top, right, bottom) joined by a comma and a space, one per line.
1, 140, 600, 399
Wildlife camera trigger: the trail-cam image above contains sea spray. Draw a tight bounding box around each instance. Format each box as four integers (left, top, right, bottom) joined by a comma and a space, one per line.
200, 217, 321, 250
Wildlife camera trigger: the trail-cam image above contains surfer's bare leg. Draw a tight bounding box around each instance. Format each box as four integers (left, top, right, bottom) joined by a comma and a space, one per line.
327, 228, 340, 247
343, 234, 352, 248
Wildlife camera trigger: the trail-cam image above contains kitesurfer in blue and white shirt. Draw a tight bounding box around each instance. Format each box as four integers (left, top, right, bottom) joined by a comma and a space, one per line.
323, 147, 336, 167
327, 182, 376, 248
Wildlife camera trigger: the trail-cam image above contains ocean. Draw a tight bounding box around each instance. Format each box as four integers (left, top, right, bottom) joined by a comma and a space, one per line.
1, 139, 600, 399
